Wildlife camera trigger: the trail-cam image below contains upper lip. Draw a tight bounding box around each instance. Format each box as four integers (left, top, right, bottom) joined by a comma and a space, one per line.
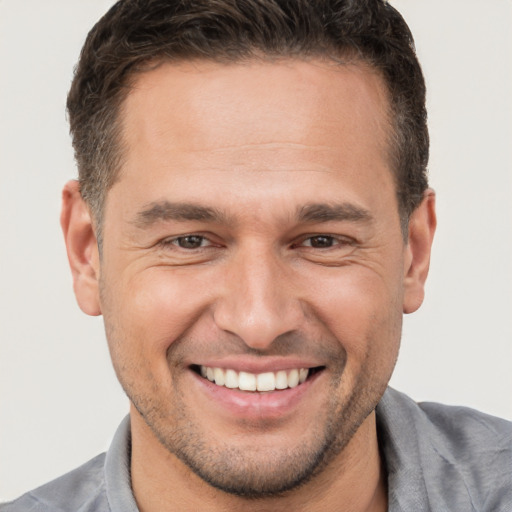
191, 356, 324, 374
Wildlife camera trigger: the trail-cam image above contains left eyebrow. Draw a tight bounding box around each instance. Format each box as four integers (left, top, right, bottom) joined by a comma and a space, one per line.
297, 203, 373, 224
132, 201, 228, 228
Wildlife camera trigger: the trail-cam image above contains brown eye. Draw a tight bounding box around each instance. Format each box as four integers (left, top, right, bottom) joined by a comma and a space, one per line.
306, 235, 335, 248
175, 235, 206, 249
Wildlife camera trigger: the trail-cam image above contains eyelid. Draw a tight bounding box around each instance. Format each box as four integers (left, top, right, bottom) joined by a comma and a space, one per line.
158, 232, 223, 250
155, 232, 355, 251
165, 236, 204, 247
293, 234, 355, 248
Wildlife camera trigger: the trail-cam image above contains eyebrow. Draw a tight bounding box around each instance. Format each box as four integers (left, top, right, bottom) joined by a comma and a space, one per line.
133, 201, 227, 227
297, 203, 373, 224
133, 200, 373, 228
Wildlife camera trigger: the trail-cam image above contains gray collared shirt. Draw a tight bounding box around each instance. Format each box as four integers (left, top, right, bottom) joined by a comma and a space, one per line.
2, 388, 511, 511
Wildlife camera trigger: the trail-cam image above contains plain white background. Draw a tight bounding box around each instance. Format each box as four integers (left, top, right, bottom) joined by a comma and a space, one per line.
1, 0, 511, 502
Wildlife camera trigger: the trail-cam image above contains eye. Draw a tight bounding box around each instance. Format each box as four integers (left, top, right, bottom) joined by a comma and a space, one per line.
301, 235, 338, 248
170, 235, 209, 249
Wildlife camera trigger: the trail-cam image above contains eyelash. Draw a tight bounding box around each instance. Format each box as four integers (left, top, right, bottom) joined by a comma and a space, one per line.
159, 234, 353, 251
160, 235, 214, 250
294, 234, 353, 249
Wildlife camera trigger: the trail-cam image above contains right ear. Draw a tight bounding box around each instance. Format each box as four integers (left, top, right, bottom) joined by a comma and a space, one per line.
60, 180, 101, 316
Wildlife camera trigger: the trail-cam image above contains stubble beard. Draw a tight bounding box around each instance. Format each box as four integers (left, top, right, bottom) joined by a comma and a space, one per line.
101, 281, 399, 499
124, 351, 389, 499
163, 388, 381, 498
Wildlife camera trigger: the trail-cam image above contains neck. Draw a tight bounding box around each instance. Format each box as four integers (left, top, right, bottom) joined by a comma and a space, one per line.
130, 407, 387, 512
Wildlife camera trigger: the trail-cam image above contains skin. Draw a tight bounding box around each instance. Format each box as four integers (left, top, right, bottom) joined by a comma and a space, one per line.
61, 59, 436, 512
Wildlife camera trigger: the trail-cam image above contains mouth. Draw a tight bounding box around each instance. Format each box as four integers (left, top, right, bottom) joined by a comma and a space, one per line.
191, 365, 325, 392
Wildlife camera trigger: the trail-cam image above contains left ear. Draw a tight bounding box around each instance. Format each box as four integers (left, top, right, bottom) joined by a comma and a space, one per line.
403, 189, 437, 314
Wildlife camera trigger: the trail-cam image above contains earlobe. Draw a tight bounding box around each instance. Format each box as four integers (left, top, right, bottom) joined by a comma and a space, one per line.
60, 180, 102, 316
403, 189, 437, 314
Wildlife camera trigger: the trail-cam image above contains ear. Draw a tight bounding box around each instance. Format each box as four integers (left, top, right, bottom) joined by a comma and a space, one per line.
60, 180, 101, 316
403, 189, 437, 314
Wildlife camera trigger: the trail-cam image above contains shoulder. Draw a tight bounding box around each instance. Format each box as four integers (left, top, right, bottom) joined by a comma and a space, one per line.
0, 453, 108, 512
386, 387, 512, 460
378, 388, 512, 511
417, 395, 512, 456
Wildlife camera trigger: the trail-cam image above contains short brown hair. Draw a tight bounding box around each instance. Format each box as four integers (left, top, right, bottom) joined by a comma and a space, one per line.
67, 0, 428, 236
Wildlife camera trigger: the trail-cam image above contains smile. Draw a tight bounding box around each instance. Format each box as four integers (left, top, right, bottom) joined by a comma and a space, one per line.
197, 365, 316, 392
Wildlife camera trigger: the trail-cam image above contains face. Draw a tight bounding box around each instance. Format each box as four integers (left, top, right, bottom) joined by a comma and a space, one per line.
64, 59, 433, 497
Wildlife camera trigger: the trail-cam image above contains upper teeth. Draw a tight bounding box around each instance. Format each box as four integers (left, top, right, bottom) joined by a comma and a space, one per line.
200, 366, 309, 392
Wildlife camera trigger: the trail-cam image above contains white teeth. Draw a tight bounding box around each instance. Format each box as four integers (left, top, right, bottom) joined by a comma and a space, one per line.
256, 372, 275, 392
238, 372, 257, 391
199, 366, 311, 392
224, 369, 239, 389
213, 367, 225, 386
288, 369, 299, 388
275, 370, 288, 389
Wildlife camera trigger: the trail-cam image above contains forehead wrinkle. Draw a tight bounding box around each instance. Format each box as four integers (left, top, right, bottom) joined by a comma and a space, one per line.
133, 200, 229, 228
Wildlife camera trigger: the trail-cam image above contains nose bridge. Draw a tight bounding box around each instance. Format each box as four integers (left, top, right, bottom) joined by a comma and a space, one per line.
214, 242, 302, 349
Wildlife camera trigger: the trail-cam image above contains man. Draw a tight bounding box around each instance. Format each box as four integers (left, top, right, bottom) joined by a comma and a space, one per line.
2, 0, 510, 511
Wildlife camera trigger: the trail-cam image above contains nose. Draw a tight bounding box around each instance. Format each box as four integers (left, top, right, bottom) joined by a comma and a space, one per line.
213, 245, 304, 350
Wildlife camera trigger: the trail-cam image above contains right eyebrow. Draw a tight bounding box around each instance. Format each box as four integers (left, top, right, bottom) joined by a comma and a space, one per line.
132, 201, 227, 228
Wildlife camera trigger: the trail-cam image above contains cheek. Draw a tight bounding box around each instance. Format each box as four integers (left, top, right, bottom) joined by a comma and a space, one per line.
303, 265, 404, 362
102, 267, 214, 360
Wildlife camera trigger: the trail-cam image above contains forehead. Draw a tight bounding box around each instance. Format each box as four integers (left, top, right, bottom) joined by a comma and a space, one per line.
110, 58, 395, 223
122, 58, 390, 156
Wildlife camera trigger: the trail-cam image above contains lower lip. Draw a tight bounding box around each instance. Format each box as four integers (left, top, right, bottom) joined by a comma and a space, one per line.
190, 369, 324, 421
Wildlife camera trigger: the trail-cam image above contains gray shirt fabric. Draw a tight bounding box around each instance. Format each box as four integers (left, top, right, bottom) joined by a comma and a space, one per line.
2, 388, 511, 511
